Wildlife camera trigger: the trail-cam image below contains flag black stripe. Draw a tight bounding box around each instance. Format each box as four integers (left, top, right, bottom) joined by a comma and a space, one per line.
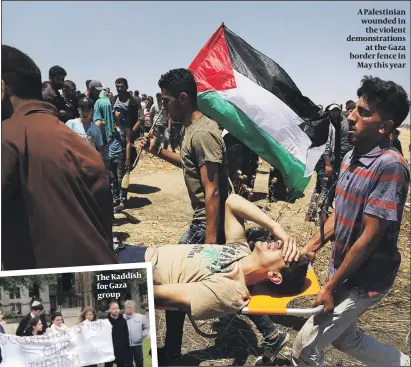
223, 26, 320, 121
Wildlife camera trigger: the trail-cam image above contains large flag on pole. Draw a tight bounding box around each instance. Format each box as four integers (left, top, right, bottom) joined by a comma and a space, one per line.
189, 23, 329, 196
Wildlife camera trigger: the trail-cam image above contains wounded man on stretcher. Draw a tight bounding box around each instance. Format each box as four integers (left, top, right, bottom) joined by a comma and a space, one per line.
117, 193, 308, 320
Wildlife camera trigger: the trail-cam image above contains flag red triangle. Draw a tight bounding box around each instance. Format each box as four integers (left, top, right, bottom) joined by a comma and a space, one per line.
189, 24, 236, 93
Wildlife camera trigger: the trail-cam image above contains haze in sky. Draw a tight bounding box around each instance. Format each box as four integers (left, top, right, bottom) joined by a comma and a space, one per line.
2, 1, 410, 122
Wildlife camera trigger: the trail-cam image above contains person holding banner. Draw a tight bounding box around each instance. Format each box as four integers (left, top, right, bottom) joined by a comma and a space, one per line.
23, 317, 43, 336
16, 301, 47, 336
77, 307, 99, 367
48, 312, 69, 334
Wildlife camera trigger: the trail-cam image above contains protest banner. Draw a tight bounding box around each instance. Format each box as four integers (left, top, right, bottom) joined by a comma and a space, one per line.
0, 319, 115, 367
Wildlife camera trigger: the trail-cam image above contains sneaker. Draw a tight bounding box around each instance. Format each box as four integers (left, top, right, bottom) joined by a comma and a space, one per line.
255, 331, 290, 365
114, 202, 125, 213
402, 355, 410, 366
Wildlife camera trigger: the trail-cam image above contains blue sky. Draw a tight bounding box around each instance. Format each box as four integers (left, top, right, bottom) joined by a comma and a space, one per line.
2, 1, 410, 122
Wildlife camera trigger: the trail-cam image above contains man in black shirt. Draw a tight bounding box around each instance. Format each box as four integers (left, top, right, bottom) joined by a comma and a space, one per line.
78, 79, 92, 101
61, 80, 80, 122
42, 65, 68, 121
134, 90, 142, 106
112, 78, 144, 142
391, 128, 403, 155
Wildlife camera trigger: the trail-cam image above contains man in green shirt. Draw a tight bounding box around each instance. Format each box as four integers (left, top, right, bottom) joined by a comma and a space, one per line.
90, 80, 114, 169
139, 68, 289, 366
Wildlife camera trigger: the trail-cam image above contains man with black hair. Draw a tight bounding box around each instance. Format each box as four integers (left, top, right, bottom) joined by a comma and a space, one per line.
153, 92, 169, 150
322, 104, 353, 212
344, 100, 356, 117
66, 97, 103, 153
106, 302, 133, 367
294, 77, 410, 366
134, 90, 142, 106
78, 79, 92, 101
390, 128, 403, 155
60, 80, 80, 122
118, 192, 304, 365
16, 301, 47, 336
89, 80, 115, 170
42, 65, 68, 121
138, 68, 232, 362
2, 45, 117, 270
112, 77, 144, 145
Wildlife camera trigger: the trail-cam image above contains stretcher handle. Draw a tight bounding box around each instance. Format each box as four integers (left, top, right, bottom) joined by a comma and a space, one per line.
241, 305, 324, 317
285, 305, 324, 317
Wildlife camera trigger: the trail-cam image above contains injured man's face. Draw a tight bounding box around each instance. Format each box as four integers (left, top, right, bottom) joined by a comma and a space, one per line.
252, 241, 309, 295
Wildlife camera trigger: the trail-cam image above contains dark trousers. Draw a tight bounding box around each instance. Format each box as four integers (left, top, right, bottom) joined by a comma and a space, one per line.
109, 155, 127, 205
131, 345, 144, 367
164, 222, 207, 357
164, 222, 279, 357
105, 363, 128, 367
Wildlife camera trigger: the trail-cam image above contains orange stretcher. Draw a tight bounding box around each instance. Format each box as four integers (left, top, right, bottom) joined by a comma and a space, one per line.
156, 265, 324, 338
241, 265, 323, 317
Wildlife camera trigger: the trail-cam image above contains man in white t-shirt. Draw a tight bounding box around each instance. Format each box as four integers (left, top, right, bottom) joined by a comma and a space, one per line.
66, 97, 103, 153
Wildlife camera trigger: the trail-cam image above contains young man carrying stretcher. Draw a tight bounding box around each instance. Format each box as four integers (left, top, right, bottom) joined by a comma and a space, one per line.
117, 193, 309, 364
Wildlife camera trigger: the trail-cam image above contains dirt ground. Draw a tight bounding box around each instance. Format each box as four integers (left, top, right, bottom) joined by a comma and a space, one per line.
114, 132, 411, 366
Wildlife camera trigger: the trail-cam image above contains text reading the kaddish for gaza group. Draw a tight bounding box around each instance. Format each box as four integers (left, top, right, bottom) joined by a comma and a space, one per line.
96, 271, 142, 301
347, 8, 408, 70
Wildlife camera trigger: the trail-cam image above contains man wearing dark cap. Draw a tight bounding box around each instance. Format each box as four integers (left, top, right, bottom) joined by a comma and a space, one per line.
42, 65, 68, 121
89, 80, 115, 169
322, 104, 352, 212
66, 97, 103, 153
2, 45, 117, 270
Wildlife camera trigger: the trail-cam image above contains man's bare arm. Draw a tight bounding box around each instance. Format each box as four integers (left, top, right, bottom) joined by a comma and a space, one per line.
125, 127, 131, 168
200, 163, 220, 244
224, 194, 290, 243
158, 148, 182, 168
154, 284, 191, 312
302, 212, 336, 255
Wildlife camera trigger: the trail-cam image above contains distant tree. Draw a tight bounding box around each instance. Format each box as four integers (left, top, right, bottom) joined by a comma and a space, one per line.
0, 275, 59, 303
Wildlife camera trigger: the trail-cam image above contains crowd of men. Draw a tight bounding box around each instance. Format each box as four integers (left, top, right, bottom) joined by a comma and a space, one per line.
40, 67, 180, 214
2, 44, 410, 366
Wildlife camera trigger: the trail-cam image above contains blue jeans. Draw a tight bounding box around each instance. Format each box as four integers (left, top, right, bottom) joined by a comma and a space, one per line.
109, 155, 127, 205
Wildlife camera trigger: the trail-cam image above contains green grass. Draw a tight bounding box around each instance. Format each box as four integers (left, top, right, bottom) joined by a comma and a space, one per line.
98, 338, 152, 367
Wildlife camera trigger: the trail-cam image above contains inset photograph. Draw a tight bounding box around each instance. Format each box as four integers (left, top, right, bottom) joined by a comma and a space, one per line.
0, 263, 157, 367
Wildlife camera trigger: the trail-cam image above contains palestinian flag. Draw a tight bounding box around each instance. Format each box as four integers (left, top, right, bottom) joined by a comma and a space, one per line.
189, 24, 329, 196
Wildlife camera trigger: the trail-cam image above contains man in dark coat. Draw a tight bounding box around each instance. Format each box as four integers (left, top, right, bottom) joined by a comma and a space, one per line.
15, 300, 47, 336
105, 302, 133, 367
